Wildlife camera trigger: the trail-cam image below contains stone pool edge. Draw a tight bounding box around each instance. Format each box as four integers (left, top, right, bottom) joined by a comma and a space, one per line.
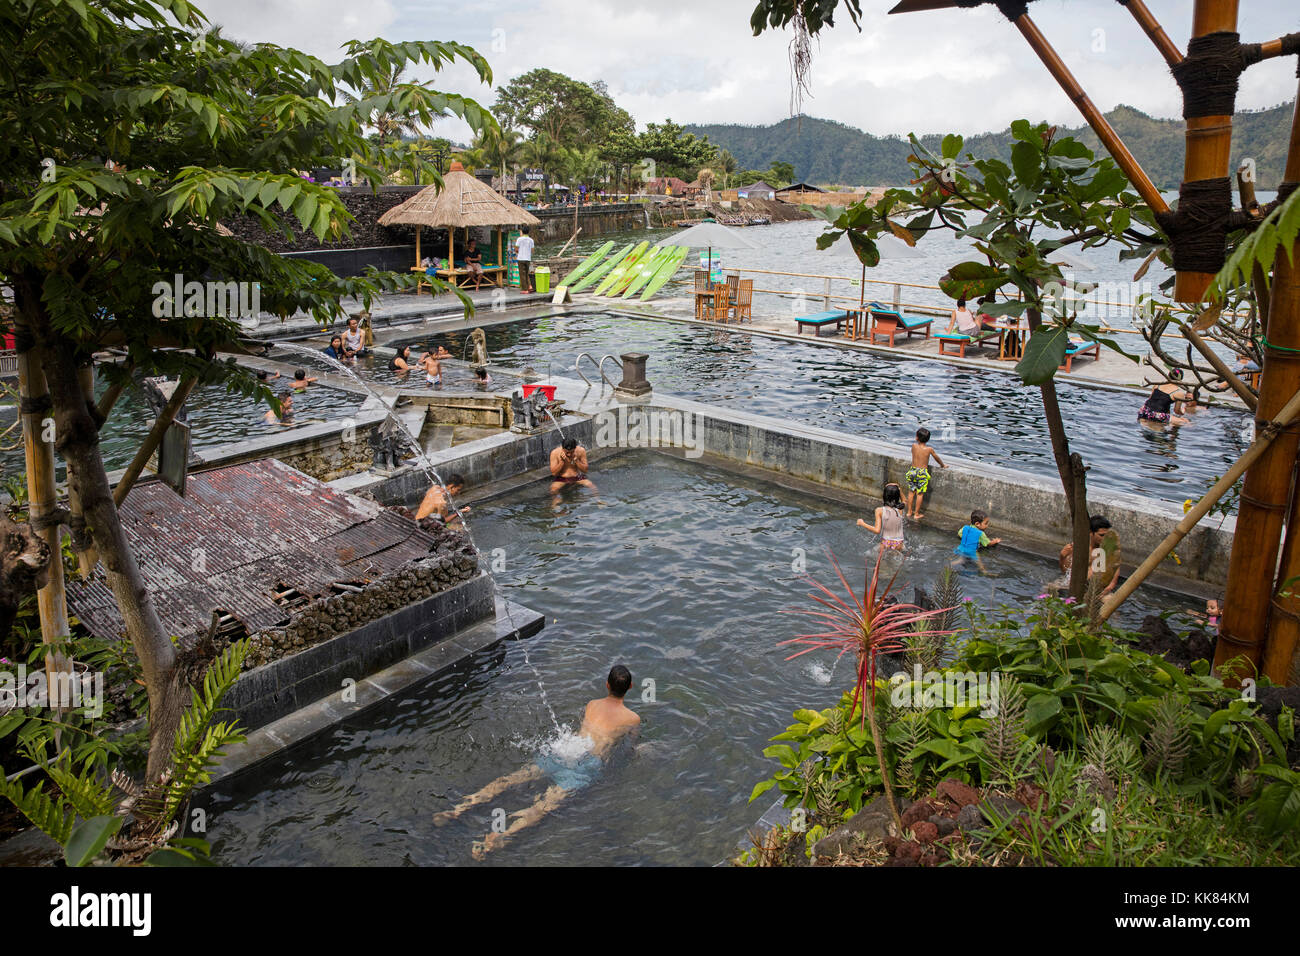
203, 597, 545, 790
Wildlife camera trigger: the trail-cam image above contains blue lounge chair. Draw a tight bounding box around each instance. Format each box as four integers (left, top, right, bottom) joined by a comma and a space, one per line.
1058, 338, 1100, 372
795, 310, 849, 336
866, 302, 933, 346
936, 327, 1000, 357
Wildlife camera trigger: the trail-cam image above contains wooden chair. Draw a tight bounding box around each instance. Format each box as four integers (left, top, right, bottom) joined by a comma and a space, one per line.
693, 270, 711, 320
729, 279, 753, 323
705, 285, 729, 322
725, 273, 740, 308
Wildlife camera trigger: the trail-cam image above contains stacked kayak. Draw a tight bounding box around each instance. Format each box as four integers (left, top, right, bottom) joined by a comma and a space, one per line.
566, 241, 689, 300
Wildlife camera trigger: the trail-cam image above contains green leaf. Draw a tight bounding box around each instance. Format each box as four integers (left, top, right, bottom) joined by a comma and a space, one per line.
64, 815, 122, 867
1010, 141, 1040, 187
1024, 692, 1062, 733
847, 230, 879, 268
938, 260, 1004, 300
750, 779, 777, 802
1015, 325, 1069, 385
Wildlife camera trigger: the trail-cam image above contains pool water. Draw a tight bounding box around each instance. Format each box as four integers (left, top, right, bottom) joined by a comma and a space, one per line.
0, 371, 363, 478
204, 451, 1187, 867
389, 312, 1250, 507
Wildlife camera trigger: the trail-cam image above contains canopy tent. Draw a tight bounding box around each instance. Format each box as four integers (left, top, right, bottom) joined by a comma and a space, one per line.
378, 161, 540, 278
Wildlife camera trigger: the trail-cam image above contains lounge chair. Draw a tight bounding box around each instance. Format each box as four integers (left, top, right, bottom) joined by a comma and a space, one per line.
1058, 338, 1101, 372
795, 310, 849, 336
867, 302, 933, 346
936, 328, 1000, 357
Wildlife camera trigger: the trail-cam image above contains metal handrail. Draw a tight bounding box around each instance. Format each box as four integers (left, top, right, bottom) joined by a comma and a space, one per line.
598, 354, 623, 387
574, 351, 600, 387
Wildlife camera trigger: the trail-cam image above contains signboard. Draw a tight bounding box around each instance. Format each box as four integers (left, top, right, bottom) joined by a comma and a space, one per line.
523, 168, 545, 181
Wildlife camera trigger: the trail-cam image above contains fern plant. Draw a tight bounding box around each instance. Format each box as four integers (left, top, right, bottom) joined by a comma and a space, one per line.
1141, 694, 1193, 780
980, 674, 1033, 786
0, 639, 248, 865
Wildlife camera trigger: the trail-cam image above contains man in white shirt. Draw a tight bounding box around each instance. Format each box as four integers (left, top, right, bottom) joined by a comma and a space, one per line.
514, 227, 535, 293
341, 316, 367, 359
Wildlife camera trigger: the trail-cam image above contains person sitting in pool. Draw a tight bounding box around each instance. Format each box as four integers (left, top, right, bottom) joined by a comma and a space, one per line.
324, 335, 348, 363
263, 389, 294, 425
291, 368, 317, 390
550, 438, 596, 495
433, 665, 641, 858
415, 473, 469, 527
389, 345, 415, 373
857, 482, 907, 552
342, 316, 368, 361
1138, 369, 1192, 426
1052, 514, 1120, 596
472, 366, 491, 386
255, 369, 280, 384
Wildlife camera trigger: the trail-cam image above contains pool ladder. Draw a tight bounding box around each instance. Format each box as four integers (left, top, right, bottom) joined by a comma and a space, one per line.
575, 352, 622, 390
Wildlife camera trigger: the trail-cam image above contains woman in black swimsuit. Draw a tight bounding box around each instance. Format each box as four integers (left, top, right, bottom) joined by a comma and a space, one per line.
389, 345, 414, 372
1138, 368, 1192, 426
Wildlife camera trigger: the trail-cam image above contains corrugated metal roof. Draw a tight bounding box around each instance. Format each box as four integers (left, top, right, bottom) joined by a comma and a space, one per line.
67, 459, 440, 643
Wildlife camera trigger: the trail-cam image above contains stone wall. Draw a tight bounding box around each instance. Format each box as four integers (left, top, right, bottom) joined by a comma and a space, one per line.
220, 186, 434, 254
279, 439, 377, 482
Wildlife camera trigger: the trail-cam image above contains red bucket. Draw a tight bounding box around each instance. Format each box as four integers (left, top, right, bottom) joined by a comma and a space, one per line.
2, 332, 14, 351
522, 383, 556, 401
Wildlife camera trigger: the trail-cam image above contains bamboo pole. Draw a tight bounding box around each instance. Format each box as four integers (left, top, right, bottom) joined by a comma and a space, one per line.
1172, 0, 1240, 302
112, 376, 197, 507
1100, 387, 1300, 622
17, 348, 74, 685
1120, 0, 1184, 68
1010, 13, 1170, 216
1215, 77, 1300, 681
67, 364, 97, 578
1181, 325, 1258, 410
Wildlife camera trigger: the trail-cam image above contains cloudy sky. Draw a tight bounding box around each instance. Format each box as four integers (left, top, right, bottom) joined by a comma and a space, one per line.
199, 0, 1297, 143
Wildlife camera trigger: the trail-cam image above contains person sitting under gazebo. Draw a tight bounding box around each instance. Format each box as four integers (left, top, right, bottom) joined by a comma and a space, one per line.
464, 238, 487, 290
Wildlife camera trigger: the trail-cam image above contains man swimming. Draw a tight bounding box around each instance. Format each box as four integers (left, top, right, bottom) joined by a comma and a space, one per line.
433, 665, 641, 858
549, 437, 596, 497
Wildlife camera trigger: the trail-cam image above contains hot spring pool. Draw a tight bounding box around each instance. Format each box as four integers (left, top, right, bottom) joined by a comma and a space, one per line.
389, 312, 1251, 507
0, 369, 363, 478
203, 451, 1191, 866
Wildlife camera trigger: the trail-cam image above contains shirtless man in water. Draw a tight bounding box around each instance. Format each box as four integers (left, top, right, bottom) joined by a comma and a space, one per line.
433, 665, 641, 858
415, 473, 469, 527
549, 438, 596, 497
418, 346, 451, 387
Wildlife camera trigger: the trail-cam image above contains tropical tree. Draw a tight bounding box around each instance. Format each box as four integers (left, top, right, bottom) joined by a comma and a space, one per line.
493, 69, 633, 147
715, 149, 739, 189
0, 0, 492, 780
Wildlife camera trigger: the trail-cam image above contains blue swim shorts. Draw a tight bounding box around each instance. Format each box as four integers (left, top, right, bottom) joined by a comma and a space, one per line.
535, 751, 602, 792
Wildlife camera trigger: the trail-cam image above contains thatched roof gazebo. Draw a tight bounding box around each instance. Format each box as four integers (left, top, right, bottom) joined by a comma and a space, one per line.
378, 161, 540, 286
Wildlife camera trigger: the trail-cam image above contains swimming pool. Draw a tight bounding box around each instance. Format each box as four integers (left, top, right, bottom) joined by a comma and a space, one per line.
0, 371, 363, 478
203, 451, 1188, 866
388, 312, 1250, 507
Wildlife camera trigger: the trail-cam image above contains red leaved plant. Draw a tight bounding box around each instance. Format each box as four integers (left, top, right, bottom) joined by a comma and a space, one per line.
781, 549, 959, 831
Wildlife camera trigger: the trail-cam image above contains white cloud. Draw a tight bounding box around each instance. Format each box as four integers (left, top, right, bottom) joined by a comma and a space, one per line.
197, 0, 1298, 143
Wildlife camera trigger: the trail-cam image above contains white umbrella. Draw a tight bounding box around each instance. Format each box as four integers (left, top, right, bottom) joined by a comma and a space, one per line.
655, 220, 759, 270
1046, 249, 1097, 273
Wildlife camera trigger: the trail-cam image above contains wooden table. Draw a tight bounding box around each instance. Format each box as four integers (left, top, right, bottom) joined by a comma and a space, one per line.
990, 321, 1028, 361
845, 307, 870, 341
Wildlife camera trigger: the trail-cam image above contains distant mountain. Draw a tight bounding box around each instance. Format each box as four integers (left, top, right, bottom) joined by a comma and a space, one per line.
687, 104, 1294, 190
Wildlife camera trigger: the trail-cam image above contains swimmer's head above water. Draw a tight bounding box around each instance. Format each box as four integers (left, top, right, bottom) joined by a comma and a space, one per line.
607, 664, 632, 698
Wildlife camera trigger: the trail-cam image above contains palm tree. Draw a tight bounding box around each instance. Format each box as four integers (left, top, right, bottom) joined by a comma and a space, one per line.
715, 149, 738, 189
522, 133, 562, 201
341, 66, 424, 142
477, 126, 524, 180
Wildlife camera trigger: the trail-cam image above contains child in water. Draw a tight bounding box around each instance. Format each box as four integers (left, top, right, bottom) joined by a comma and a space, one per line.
857, 482, 907, 552
905, 427, 947, 520
952, 509, 1001, 571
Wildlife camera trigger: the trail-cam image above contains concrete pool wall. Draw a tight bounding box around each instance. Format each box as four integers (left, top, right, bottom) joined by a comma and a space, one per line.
366, 376, 1229, 594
